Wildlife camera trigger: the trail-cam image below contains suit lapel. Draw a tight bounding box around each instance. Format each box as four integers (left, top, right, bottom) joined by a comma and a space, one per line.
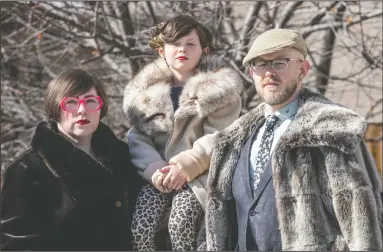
238, 121, 265, 199
238, 129, 258, 199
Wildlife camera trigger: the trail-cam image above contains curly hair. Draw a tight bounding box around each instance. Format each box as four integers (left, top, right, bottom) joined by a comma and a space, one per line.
149, 15, 213, 51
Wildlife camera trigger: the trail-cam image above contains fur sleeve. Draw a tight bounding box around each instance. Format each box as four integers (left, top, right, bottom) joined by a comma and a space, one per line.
205, 196, 237, 250
127, 127, 168, 182
170, 96, 242, 181
322, 142, 383, 250
1, 153, 48, 250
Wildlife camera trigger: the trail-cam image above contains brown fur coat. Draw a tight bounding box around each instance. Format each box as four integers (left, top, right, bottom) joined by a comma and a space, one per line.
205, 88, 383, 250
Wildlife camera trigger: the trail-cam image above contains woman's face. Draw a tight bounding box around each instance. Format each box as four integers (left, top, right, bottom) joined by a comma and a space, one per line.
58, 87, 101, 140
160, 29, 203, 75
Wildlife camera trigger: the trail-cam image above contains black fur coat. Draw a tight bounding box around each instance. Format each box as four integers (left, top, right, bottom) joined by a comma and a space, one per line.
1, 120, 142, 251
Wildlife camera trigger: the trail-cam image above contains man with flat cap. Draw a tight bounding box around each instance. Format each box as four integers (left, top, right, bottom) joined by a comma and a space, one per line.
203, 28, 383, 251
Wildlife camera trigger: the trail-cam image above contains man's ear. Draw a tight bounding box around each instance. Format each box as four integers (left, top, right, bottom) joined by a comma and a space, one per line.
300, 60, 310, 79
203, 47, 210, 55
158, 47, 165, 57
249, 68, 254, 77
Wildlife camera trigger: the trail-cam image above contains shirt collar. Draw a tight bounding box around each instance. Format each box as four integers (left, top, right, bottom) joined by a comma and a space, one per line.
264, 99, 299, 122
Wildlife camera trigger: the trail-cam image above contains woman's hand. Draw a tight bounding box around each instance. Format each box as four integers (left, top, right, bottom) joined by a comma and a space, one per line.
151, 169, 172, 193
161, 164, 187, 191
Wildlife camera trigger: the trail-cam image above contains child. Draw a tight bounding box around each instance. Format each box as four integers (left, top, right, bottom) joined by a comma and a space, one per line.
123, 15, 244, 251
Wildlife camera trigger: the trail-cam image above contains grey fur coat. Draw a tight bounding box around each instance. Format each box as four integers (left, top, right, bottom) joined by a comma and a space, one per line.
123, 55, 243, 208
205, 88, 383, 251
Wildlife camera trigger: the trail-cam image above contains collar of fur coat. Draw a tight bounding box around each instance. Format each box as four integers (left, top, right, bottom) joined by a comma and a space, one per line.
209, 88, 367, 197
31, 120, 126, 183
122, 54, 244, 137
216, 87, 366, 155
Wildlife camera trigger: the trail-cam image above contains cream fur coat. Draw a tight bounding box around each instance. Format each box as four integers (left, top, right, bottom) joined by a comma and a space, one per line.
123, 55, 244, 208
205, 88, 383, 251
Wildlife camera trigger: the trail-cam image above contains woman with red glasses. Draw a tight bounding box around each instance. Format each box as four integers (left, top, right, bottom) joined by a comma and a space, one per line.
1, 69, 142, 251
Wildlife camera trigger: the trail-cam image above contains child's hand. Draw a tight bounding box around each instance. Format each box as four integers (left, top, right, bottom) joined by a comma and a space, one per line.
151, 169, 172, 193
161, 164, 187, 191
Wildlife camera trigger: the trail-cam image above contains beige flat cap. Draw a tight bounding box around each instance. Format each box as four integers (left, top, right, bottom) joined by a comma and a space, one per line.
243, 28, 307, 66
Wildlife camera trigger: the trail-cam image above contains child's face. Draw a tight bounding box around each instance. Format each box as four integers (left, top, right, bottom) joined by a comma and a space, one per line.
160, 29, 203, 75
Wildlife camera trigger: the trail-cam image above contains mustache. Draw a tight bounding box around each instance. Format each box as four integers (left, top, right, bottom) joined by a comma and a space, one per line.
264, 77, 280, 83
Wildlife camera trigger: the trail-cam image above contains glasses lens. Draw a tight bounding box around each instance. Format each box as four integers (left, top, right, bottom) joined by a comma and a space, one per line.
85, 97, 101, 110
272, 60, 288, 72
63, 98, 79, 111
253, 63, 266, 74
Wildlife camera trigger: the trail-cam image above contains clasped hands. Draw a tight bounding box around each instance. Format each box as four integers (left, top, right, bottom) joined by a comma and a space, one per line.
151, 163, 187, 193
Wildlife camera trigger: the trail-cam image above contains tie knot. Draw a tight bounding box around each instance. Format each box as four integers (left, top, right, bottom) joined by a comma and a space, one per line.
265, 115, 278, 130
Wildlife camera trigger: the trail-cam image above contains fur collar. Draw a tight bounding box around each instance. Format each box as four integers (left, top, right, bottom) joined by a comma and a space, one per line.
209, 88, 367, 197
31, 121, 127, 191
122, 54, 244, 137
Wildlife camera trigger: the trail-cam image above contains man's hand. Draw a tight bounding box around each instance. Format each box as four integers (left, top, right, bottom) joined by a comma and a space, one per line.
161, 164, 187, 191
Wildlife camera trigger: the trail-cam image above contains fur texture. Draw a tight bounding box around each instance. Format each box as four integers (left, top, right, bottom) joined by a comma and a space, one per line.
205, 88, 383, 251
123, 54, 243, 137
1, 121, 142, 250
123, 54, 244, 209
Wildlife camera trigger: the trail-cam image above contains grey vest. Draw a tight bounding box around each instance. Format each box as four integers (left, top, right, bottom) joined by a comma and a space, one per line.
232, 128, 282, 251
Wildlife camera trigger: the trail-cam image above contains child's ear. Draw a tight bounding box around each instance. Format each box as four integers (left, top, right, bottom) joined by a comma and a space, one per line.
158, 47, 165, 57
203, 47, 210, 55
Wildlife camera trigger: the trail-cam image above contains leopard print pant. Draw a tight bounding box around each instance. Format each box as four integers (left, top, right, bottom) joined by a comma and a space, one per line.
131, 184, 203, 251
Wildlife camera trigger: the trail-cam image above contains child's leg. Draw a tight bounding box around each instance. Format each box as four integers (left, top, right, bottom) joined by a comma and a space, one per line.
168, 186, 203, 251
131, 184, 170, 251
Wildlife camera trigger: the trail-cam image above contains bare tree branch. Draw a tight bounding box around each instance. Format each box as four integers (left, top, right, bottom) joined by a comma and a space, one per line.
234, 2, 263, 62
316, 3, 346, 94
275, 1, 304, 28
302, 9, 382, 38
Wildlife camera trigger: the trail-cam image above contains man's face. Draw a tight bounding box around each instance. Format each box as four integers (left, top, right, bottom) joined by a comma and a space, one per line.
249, 48, 309, 107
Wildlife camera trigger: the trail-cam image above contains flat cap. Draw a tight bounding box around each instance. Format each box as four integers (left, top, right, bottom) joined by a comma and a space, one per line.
243, 28, 307, 66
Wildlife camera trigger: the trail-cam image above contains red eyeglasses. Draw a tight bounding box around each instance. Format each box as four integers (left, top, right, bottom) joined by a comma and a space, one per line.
60, 96, 103, 112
